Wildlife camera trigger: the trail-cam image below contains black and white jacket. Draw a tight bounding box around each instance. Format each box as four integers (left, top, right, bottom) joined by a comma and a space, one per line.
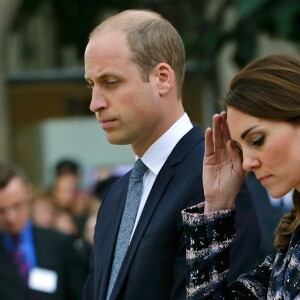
182, 203, 300, 299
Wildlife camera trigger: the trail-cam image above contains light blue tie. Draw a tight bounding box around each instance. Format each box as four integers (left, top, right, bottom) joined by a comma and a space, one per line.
106, 159, 148, 299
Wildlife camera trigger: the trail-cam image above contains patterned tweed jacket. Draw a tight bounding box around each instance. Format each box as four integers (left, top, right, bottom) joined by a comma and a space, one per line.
182, 203, 300, 300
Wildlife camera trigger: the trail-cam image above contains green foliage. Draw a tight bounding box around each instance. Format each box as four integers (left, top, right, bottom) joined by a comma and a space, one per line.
233, 0, 300, 67
235, 0, 269, 18
13, 0, 300, 76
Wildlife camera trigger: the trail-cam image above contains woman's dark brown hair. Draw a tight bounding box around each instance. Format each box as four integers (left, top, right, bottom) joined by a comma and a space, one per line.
220, 54, 300, 251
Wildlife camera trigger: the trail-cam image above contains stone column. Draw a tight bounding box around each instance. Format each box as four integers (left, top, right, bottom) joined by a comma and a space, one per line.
0, 0, 22, 161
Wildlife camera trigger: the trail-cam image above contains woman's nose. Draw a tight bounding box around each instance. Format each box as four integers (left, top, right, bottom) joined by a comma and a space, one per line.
242, 155, 261, 171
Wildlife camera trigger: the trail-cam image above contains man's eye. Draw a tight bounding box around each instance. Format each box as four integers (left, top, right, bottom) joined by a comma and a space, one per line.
105, 80, 118, 86
86, 82, 94, 89
252, 135, 265, 146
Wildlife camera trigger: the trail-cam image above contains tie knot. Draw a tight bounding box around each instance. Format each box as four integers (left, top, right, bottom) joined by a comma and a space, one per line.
12, 234, 20, 243
131, 159, 148, 180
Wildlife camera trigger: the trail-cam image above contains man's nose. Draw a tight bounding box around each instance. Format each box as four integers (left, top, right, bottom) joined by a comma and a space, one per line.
90, 87, 108, 112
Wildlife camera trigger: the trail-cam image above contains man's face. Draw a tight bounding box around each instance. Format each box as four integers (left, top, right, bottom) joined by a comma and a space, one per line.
0, 177, 31, 235
84, 30, 166, 157
52, 174, 77, 209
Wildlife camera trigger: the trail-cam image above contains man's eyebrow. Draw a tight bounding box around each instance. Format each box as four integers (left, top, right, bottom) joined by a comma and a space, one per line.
85, 72, 116, 81
241, 125, 259, 139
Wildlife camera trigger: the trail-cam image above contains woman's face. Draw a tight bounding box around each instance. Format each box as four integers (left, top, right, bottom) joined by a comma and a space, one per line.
227, 107, 300, 198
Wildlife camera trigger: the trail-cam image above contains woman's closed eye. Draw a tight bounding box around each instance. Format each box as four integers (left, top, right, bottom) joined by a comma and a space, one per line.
252, 135, 265, 146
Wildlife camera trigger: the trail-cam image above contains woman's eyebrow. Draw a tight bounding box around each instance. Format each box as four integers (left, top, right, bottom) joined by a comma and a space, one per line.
241, 125, 259, 139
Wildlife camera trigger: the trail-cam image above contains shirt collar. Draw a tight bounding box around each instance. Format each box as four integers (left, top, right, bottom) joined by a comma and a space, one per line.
1, 220, 33, 251
268, 190, 293, 209
140, 113, 193, 175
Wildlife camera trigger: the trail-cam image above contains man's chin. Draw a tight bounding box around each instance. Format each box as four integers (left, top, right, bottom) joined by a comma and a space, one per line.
106, 136, 130, 145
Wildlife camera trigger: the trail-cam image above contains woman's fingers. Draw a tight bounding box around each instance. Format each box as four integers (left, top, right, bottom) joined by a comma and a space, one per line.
220, 112, 231, 144
205, 112, 233, 160
212, 114, 224, 150
204, 127, 214, 157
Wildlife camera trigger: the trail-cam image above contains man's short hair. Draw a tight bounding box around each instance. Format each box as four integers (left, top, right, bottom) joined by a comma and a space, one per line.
89, 9, 185, 98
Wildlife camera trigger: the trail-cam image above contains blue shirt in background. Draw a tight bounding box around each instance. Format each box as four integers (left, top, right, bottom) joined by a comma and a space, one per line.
1, 220, 37, 270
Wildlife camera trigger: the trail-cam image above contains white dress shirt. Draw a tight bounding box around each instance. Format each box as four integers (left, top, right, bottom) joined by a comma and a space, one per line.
268, 189, 293, 210
130, 113, 193, 239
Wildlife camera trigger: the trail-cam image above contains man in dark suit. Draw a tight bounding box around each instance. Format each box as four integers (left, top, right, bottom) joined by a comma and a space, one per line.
0, 162, 84, 300
245, 172, 293, 264
83, 9, 260, 300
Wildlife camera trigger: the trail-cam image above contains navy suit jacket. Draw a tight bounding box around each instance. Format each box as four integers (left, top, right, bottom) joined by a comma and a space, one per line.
0, 226, 84, 300
245, 172, 291, 264
84, 126, 260, 300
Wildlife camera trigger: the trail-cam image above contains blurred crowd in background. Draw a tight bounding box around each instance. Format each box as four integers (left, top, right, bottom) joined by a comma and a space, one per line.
30, 158, 132, 283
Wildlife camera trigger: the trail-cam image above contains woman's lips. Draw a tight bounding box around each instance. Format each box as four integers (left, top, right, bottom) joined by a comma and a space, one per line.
258, 175, 272, 185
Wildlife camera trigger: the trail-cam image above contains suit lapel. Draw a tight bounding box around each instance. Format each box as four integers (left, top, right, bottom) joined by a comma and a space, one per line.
95, 175, 130, 300
0, 242, 25, 287
110, 126, 202, 299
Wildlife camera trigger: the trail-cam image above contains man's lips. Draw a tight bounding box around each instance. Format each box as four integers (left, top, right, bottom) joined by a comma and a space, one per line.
100, 119, 116, 129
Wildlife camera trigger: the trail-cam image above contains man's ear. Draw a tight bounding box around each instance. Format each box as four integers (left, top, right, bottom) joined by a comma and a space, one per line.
154, 63, 173, 96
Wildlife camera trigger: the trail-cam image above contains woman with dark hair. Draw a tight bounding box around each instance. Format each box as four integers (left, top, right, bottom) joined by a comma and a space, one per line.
182, 54, 300, 299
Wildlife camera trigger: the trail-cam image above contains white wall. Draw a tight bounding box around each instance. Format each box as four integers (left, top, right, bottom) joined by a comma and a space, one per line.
20, 116, 134, 188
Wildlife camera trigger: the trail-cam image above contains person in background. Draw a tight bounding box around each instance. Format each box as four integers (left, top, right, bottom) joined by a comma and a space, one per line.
51, 171, 78, 213
83, 8, 260, 300
55, 159, 80, 179
51, 159, 94, 235
0, 162, 84, 300
31, 191, 56, 229
182, 54, 300, 299
53, 210, 79, 236
92, 174, 119, 202
73, 212, 99, 289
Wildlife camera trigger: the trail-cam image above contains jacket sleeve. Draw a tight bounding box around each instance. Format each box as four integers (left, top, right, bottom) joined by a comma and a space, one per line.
182, 203, 273, 299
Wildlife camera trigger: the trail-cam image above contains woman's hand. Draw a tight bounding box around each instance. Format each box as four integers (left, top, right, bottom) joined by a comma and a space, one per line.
203, 112, 245, 213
